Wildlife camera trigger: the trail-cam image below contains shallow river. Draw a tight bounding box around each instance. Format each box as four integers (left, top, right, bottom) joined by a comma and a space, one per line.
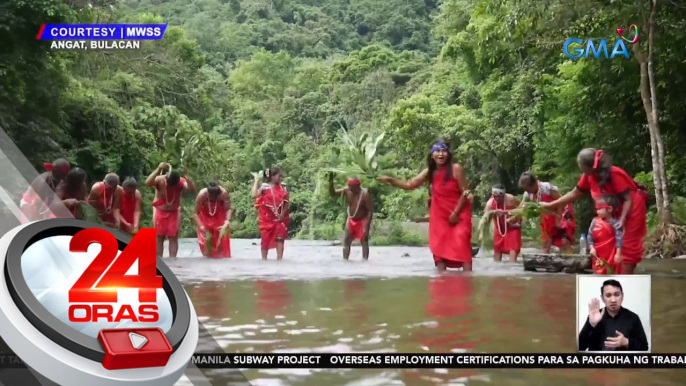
170, 238, 686, 386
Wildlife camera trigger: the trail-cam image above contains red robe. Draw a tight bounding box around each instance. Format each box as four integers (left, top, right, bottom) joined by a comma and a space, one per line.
577, 166, 647, 265
196, 198, 231, 258
429, 166, 472, 267
590, 217, 622, 275
94, 182, 117, 227
120, 192, 137, 234
490, 198, 522, 254
255, 184, 289, 250
152, 178, 186, 237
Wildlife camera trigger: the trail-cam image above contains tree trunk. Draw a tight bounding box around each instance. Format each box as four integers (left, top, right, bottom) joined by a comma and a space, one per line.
634, 0, 672, 224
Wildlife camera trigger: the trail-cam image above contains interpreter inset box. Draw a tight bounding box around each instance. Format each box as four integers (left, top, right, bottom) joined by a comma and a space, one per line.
576, 275, 651, 353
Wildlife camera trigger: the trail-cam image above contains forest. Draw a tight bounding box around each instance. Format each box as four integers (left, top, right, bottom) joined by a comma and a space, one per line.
2, 0, 686, 254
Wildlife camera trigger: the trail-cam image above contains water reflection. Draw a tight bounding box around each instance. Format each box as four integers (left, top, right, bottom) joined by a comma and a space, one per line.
189, 282, 231, 320
344, 280, 368, 323
256, 281, 292, 317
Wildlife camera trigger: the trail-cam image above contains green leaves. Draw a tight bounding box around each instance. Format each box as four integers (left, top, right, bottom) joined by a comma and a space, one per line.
324, 128, 396, 180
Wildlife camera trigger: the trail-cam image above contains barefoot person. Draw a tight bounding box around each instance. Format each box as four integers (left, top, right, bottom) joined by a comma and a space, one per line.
119, 177, 142, 235
251, 166, 290, 260
378, 140, 473, 272
194, 182, 232, 258
588, 196, 624, 275
541, 149, 647, 274
484, 184, 522, 262
145, 163, 197, 258
519, 172, 575, 253
87, 173, 123, 228
50, 168, 88, 219
328, 174, 373, 260
20, 158, 71, 222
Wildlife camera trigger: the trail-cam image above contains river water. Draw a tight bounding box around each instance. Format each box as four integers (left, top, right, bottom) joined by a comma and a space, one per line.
170, 238, 686, 386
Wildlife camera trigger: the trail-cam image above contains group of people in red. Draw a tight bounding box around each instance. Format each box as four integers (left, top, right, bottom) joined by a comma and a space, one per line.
20, 143, 647, 275
475, 148, 647, 275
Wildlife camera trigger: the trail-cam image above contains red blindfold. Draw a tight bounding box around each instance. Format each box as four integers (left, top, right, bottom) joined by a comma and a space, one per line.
347, 179, 361, 186
595, 203, 613, 211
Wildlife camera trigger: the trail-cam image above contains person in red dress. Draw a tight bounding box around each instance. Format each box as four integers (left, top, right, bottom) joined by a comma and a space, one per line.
193, 182, 232, 258
118, 177, 142, 235
588, 196, 624, 275
541, 148, 648, 274
519, 172, 575, 253
87, 173, 123, 229
379, 140, 473, 271
50, 168, 88, 219
484, 184, 522, 262
251, 166, 290, 260
328, 174, 373, 260
20, 159, 71, 222
145, 162, 197, 258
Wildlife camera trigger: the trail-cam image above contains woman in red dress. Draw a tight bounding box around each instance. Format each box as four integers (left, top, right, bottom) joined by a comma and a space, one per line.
251, 166, 290, 260
194, 182, 232, 258
541, 149, 648, 274
379, 141, 473, 271
519, 172, 575, 253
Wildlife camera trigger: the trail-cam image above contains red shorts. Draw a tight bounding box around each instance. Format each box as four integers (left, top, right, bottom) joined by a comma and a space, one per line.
346, 218, 368, 241
155, 208, 180, 237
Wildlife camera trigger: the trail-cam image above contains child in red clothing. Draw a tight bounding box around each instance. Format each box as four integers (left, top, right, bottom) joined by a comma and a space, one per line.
588, 196, 624, 274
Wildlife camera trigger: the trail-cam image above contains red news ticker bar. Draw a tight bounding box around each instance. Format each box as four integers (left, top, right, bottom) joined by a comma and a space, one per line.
36, 24, 46, 40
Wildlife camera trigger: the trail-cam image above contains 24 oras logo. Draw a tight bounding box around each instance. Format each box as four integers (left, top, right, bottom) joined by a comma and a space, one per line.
563, 24, 639, 60
68, 228, 163, 323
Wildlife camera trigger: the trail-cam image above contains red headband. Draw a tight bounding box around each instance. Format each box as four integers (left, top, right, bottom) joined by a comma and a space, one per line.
347, 179, 361, 186
593, 150, 603, 169
595, 202, 612, 210
44, 162, 70, 173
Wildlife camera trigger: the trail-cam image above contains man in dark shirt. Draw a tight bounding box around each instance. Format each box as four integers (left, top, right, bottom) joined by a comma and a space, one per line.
578, 279, 649, 351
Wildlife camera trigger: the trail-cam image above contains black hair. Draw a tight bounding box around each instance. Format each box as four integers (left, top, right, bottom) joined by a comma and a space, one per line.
263, 166, 282, 183
519, 171, 538, 188
122, 177, 137, 188
599, 195, 620, 209
578, 148, 612, 186
166, 171, 181, 186
65, 168, 86, 190
601, 279, 623, 295
104, 173, 120, 187
207, 182, 221, 197
427, 139, 453, 187
53, 158, 70, 169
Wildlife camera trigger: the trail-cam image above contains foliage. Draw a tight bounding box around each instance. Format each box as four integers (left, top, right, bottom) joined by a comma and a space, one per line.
4, 0, 686, 251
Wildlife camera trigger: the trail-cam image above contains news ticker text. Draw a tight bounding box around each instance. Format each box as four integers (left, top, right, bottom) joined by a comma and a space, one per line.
190, 353, 686, 369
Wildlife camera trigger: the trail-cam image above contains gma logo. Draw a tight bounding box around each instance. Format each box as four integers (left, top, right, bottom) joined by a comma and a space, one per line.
563, 38, 631, 60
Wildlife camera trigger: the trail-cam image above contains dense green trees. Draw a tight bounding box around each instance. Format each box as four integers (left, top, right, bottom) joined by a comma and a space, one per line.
3, 0, 686, 253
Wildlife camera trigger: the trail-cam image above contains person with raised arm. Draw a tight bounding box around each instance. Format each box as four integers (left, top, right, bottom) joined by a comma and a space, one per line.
328, 173, 373, 260
519, 171, 575, 254
251, 166, 290, 260
87, 173, 123, 229
119, 177, 142, 235
378, 140, 473, 272
145, 162, 197, 258
194, 182, 232, 258
484, 184, 522, 262
540, 149, 648, 274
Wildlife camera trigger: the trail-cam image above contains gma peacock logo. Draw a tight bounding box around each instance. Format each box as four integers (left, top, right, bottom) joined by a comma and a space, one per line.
563, 24, 640, 60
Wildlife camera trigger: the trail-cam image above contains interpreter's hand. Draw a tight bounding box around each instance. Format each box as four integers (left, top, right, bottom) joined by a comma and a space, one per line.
133, 224, 139, 233
605, 331, 629, 349
588, 298, 605, 328
618, 218, 626, 229
589, 247, 597, 257
614, 252, 622, 264
377, 176, 393, 184
158, 162, 169, 171
199, 225, 207, 233
449, 211, 459, 226
63, 198, 81, 206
